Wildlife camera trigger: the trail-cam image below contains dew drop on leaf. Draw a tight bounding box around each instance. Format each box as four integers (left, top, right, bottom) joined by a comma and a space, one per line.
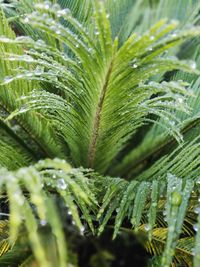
57, 178, 67, 190
80, 226, 85, 235
24, 17, 30, 23
68, 210, 72, 215
190, 61, 196, 70
193, 224, 198, 232
40, 219, 47, 226
44, 1, 50, 10
3, 76, 13, 84
194, 206, 200, 214
57, 8, 71, 17
144, 224, 150, 231
52, 3, 60, 11
152, 202, 157, 207
171, 191, 182, 206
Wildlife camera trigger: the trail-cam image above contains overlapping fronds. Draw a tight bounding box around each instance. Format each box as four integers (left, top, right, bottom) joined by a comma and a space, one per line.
0, 1, 200, 267
0, 6, 65, 162
0, 1, 199, 175
0, 158, 97, 267
96, 173, 200, 267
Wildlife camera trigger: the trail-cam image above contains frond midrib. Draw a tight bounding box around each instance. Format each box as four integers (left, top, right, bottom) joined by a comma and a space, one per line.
87, 59, 114, 168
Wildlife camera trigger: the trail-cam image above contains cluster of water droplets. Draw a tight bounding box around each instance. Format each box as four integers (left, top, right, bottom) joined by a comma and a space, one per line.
65, 203, 86, 236
35, 1, 71, 17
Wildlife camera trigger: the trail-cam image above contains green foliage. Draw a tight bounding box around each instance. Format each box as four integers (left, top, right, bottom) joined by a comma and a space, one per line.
0, 0, 200, 266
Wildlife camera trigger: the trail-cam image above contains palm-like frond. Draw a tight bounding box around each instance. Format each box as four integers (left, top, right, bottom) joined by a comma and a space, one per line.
0, 158, 96, 266
0, 1, 200, 267
96, 173, 199, 267
1, 1, 199, 173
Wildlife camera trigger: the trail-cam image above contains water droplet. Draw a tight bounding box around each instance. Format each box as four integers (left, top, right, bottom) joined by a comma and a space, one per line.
80, 226, 85, 235
190, 61, 196, 70
16, 74, 24, 79
0, 36, 11, 42
88, 47, 93, 54
177, 97, 184, 104
40, 219, 47, 226
37, 40, 45, 47
133, 64, 138, 68
50, 25, 57, 32
57, 8, 71, 17
42, 13, 48, 20
44, 1, 50, 10
152, 202, 157, 207
171, 33, 177, 38
191, 248, 195, 256
22, 55, 34, 62
3, 76, 13, 84
56, 29, 61, 35
163, 210, 167, 216
9, 56, 16, 61
24, 17, 30, 23
52, 3, 60, 11
194, 206, 200, 214
35, 66, 44, 75
16, 36, 30, 43
116, 208, 120, 213
150, 36, 155, 40
57, 178, 67, 190
52, 174, 57, 179
171, 191, 182, 206
144, 224, 151, 231
94, 31, 99, 36
67, 210, 72, 215
169, 120, 175, 126
193, 223, 198, 232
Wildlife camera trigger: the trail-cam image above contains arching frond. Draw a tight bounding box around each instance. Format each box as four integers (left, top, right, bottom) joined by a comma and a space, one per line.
96, 173, 199, 267
1, 1, 199, 174
0, 1, 200, 267
0, 158, 97, 267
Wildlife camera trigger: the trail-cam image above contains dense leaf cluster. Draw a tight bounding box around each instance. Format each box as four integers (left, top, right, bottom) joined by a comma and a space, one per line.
0, 0, 200, 266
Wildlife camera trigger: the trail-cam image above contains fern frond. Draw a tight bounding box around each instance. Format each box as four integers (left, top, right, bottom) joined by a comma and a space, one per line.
0, 7, 65, 162
97, 172, 200, 267
0, 1, 200, 267
0, 158, 97, 267
1, 2, 199, 174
